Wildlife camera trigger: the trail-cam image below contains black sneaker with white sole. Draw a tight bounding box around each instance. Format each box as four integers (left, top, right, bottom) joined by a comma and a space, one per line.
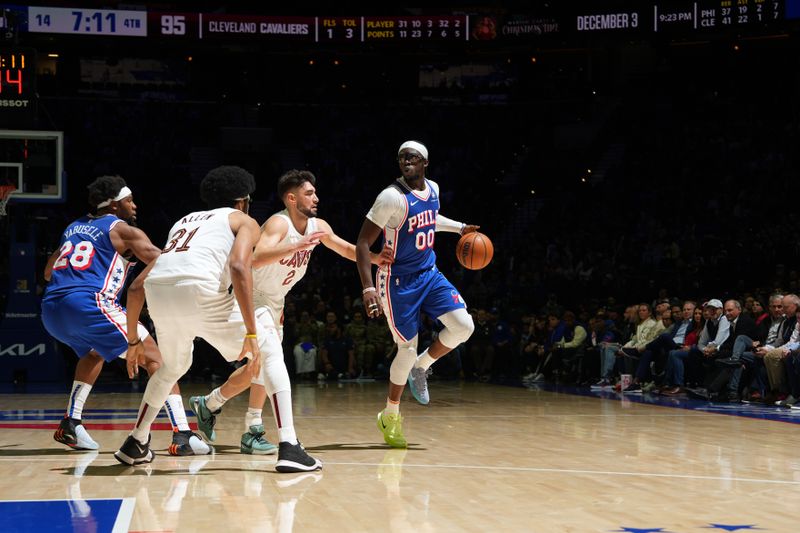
114, 435, 155, 466
275, 441, 322, 473
169, 430, 213, 456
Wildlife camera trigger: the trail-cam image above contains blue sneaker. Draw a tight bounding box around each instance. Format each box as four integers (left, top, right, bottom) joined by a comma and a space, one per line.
407, 366, 432, 405
189, 396, 219, 442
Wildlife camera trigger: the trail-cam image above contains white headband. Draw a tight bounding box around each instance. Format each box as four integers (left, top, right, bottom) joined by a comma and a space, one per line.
97, 186, 132, 208
398, 141, 428, 160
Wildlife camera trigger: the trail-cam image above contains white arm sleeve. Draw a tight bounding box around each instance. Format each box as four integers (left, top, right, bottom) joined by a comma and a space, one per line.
435, 213, 465, 234
366, 187, 406, 229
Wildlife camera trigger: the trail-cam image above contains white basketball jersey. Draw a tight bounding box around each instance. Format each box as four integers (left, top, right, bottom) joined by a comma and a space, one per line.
148, 207, 236, 291
252, 210, 318, 315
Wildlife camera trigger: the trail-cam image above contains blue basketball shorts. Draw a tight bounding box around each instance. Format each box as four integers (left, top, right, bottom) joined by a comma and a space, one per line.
377, 265, 467, 343
41, 291, 148, 361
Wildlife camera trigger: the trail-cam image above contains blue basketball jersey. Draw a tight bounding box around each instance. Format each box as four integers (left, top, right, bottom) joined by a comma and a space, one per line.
384, 178, 439, 276
43, 214, 133, 300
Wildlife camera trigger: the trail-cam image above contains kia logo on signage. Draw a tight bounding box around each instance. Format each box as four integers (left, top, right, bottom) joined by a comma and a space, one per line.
0, 343, 47, 356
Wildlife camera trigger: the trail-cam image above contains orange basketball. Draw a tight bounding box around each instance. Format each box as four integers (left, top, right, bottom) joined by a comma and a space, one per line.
456, 232, 493, 270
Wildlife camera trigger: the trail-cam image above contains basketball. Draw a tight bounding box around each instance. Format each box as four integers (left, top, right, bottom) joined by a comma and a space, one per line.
456, 232, 493, 270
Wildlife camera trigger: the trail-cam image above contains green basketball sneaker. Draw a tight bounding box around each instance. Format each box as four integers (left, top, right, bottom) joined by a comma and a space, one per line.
376, 410, 407, 448
240, 424, 278, 455
189, 395, 219, 442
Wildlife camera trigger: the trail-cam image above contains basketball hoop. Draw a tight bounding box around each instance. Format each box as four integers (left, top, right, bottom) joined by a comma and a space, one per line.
0, 185, 16, 217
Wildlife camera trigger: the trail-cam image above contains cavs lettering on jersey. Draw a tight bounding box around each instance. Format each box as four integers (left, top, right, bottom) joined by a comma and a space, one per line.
44, 214, 132, 300
383, 178, 439, 276
252, 210, 318, 315
147, 207, 236, 291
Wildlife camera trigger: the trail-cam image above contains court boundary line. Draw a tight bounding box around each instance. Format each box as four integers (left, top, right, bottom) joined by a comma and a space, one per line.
4, 456, 798, 487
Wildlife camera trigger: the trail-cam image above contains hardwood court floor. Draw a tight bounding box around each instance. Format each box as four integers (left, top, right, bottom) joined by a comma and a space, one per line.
1, 381, 799, 532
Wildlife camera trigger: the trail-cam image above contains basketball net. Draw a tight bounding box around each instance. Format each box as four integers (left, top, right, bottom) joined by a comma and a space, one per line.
0, 185, 16, 217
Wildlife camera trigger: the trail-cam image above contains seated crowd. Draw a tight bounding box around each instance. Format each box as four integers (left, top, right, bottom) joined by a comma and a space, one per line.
519, 293, 800, 406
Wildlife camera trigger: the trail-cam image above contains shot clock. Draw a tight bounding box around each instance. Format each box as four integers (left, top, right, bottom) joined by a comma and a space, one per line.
0, 48, 36, 127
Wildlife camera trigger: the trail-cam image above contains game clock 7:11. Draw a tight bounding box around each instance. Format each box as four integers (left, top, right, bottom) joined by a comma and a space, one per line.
28, 7, 148, 37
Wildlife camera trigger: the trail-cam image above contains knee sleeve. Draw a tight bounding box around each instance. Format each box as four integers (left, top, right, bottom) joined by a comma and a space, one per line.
389, 337, 418, 386
438, 308, 475, 348
143, 361, 189, 408
259, 337, 291, 396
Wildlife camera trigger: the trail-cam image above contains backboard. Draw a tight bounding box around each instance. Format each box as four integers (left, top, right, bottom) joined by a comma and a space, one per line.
0, 129, 64, 203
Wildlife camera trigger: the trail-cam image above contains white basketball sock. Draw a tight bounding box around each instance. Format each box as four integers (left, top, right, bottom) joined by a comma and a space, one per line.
165, 394, 190, 431
205, 387, 228, 412
67, 381, 92, 420
245, 407, 263, 431
385, 398, 400, 415
415, 350, 436, 371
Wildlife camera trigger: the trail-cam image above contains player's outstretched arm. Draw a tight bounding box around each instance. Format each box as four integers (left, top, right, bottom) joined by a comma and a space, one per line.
435, 213, 479, 235
229, 210, 263, 376
252, 215, 326, 269
111, 224, 163, 374
356, 219, 385, 318
317, 218, 392, 265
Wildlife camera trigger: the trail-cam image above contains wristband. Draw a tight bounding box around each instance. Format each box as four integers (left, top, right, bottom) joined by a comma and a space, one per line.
245, 333, 258, 339
362, 287, 376, 294
128, 338, 142, 347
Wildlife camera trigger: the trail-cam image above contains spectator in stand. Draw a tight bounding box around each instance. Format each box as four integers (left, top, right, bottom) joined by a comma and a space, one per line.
708, 300, 757, 359
345, 309, 370, 377
467, 309, 495, 381
293, 310, 322, 380
654, 299, 671, 322
760, 294, 800, 403
633, 301, 697, 392
596, 304, 638, 387
714, 294, 786, 400
491, 310, 515, 380
528, 313, 565, 382
548, 311, 588, 383
312, 299, 328, 323
684, 299, 726, 388
521, 315, 547, 383
660, 308, 674, 329
618, 303, 665, 393
781, 346, 800, 407
700, 300, 758, 401
365, 315, 394, 378
743, 295, 756, 317
318, 319, 355, 381
750, 299, 768, 326
587, 314, 620, 388
660, 305, 705, 395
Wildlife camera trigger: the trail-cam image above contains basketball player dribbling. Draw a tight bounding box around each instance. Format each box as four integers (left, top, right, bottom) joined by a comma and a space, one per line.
190, 169, 391, 470
356, 141, 479, 448
114, 166, 269, 466
41, 176, 208, 456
